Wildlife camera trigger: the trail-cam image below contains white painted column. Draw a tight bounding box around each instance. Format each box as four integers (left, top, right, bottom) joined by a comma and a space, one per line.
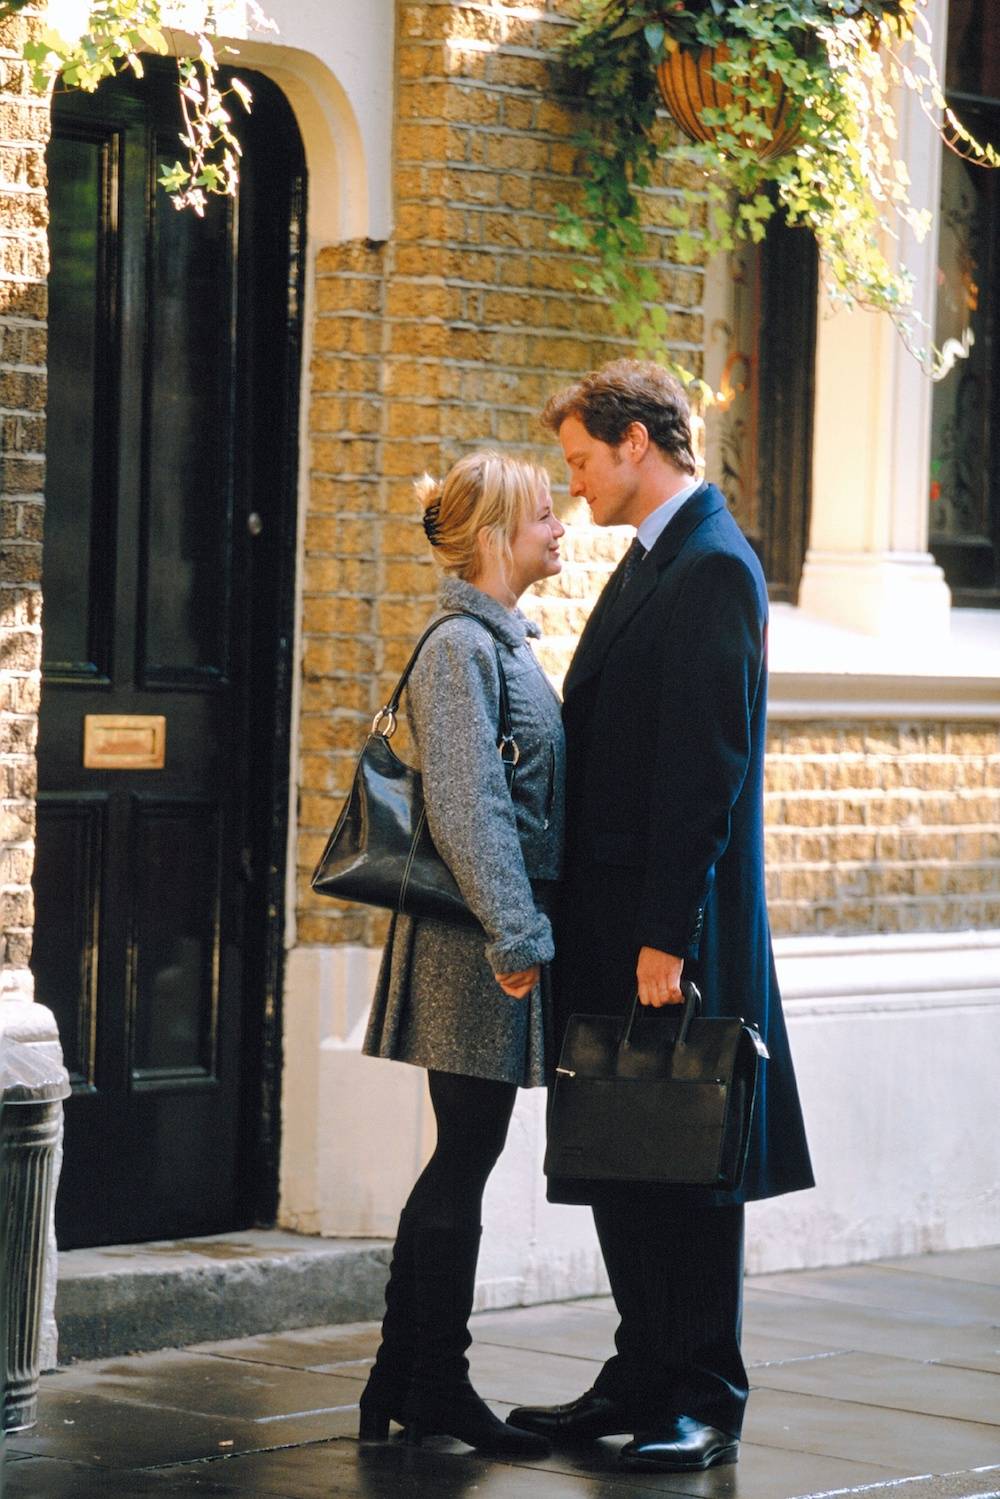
798, 0, 952, 642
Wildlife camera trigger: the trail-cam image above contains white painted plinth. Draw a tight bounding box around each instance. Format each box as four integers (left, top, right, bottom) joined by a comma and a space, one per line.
797, 551, 952, 644
751, 931, 1000, 1272
282, 933, 1000, 1303
477, 1089, 608, 1311
278, 944, 608, 1305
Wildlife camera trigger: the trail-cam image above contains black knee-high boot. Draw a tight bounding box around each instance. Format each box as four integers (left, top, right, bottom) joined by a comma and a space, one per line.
358, 1209, 417, 1439
400, 1223, 549, 1457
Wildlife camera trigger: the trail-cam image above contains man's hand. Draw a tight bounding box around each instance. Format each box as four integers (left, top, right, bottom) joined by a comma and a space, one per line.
495, 965, 540, 999
637, 946, 684, 1007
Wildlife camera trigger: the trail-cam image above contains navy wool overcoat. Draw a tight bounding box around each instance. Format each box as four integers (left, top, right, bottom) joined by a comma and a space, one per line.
551, 483, 814, 1206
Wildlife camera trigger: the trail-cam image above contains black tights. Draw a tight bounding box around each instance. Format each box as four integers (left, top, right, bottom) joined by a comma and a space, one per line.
401, 1070, 517, 1233
368, 1071, 518, 1392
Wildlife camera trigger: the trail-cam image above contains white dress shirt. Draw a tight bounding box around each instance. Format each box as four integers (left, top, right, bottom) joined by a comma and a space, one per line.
636, 476, 703, 554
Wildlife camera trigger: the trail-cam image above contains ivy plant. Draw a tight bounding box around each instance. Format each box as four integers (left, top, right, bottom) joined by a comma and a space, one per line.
0, 0, 275, 213
553, 0, 998, 387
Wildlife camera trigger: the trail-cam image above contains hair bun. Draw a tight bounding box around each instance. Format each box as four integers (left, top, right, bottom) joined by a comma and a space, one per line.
415, 473, 445, 548
414, 472, 443, 509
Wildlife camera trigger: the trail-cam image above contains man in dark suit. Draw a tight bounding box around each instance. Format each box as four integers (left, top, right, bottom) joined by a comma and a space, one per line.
509, 361, 814, 1473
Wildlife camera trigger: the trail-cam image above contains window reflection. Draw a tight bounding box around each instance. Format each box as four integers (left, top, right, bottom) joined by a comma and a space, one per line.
702, 217, 817, 603
930, 149, 986, 543
946, 0, 1000, 99
930, 0, 1000, 604
705, 244, 762, 550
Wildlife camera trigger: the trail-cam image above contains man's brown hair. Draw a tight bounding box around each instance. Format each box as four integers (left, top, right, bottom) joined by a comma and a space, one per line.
541, 359, 696, 475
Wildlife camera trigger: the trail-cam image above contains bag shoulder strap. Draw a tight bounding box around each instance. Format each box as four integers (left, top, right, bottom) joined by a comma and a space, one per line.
374, 611, 518, 772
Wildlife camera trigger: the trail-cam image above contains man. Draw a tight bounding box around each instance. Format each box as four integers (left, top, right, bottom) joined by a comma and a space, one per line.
509, 360, 814, 1473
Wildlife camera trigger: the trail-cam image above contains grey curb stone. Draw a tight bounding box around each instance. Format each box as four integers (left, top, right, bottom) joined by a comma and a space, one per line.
55, 1231, 391, 1363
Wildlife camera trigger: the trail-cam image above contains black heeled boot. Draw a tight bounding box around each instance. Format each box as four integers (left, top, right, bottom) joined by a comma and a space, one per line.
358, 1210, 417, 1441
400, 1223, 550, 1458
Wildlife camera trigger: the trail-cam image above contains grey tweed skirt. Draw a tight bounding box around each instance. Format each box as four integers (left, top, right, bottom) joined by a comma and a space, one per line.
363, 901, 554, 1088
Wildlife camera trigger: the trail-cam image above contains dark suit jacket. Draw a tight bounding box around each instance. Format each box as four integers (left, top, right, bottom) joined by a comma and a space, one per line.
553, 483, 814, 1205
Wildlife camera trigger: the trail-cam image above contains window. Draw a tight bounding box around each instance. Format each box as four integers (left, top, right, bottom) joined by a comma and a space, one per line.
929, 0, 1000, 605
704, 216, 818, 603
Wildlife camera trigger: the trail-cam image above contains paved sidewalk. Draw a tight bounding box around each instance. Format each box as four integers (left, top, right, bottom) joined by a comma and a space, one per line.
6, 1246, 1000, 1498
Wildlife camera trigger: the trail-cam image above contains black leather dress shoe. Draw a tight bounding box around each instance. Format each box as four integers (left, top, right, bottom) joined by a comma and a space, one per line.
506, 1389, 632, 1440
618, 1417, 738, 1472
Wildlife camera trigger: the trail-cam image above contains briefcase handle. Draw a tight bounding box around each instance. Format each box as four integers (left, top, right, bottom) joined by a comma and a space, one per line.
621, 980, 700, 1052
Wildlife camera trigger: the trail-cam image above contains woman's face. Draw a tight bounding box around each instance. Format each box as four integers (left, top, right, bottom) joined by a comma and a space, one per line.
509, 487, 565, 593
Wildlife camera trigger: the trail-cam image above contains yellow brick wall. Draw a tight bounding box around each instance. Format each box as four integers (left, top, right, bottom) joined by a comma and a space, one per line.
295, 1, 1000, 951
765, 722, 1000, 936
0, 10, 47, 978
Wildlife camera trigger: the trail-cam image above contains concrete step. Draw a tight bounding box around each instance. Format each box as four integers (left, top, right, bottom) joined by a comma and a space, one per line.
55, 1230, 391, 1363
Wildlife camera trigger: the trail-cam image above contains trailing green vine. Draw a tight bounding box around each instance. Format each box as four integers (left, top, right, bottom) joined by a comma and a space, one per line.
1, 1, 276, 213
553, 0, 999, 389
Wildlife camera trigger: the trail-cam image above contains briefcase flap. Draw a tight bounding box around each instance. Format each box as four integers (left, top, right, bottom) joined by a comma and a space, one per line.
557, 1010, 759, 1084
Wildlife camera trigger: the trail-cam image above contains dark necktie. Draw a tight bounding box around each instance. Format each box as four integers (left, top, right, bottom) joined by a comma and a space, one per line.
618, 536, 647, 594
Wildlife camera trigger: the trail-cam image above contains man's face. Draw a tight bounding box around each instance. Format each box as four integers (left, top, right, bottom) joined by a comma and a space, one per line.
558, 414, 639, 529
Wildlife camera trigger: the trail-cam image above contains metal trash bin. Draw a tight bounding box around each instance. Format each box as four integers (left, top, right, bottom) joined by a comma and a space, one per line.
0, 1034, 70, 1433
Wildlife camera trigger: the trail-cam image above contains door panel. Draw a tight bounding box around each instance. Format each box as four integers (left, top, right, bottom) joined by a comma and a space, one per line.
44, 126, 118, 681
129, 799, 222, 1083
143, 155, 235, 684
32, 797, 104, 1091
36, 64, 303, 1247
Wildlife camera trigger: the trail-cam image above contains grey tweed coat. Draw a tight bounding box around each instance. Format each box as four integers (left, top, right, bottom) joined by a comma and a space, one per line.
363, 576, 566, 1087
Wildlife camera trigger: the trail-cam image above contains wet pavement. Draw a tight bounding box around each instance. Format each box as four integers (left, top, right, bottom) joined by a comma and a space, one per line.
6, 1245, 1000, 1498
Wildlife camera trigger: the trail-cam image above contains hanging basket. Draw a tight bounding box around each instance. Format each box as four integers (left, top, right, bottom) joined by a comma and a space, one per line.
656, 44, 804, 164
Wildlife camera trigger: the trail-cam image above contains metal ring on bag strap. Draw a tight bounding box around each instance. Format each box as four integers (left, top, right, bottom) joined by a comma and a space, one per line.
621, 980, 700, 1051
371, 707, 398, 738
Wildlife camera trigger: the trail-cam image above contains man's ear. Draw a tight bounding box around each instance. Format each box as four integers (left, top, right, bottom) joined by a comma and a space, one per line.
624, 421, 650, 462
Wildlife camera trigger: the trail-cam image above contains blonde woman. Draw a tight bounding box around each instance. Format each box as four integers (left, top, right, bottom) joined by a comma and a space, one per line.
360, 452, 565, 1456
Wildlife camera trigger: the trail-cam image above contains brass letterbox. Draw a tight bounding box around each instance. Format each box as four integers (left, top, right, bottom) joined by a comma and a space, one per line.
83, 715, 167, 771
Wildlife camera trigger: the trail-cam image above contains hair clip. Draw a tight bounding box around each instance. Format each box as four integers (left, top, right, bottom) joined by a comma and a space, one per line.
422, 502, 442, 547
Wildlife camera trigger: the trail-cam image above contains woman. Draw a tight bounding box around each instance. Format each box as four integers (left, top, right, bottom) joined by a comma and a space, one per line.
360, 452, 566, 1457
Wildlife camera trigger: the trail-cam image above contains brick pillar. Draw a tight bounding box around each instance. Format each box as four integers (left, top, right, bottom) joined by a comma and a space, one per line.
0, 5, 65, 1377
0, 10, 48, 1003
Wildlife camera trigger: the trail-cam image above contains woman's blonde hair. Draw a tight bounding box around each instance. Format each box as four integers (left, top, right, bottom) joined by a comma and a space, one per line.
417, 451, 549, 581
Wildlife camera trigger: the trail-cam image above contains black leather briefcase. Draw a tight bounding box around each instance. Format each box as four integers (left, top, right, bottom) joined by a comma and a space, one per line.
544, 982, 768, 1191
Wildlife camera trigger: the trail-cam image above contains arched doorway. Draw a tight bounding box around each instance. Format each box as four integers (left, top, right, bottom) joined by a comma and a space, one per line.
34, 62, 305, 1247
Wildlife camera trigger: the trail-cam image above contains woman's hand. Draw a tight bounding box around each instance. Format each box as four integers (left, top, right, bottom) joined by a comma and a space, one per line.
495, 965, 540, 999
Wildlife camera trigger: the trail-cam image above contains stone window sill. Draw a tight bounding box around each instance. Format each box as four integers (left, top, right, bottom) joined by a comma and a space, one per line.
774, 929, 1000, 1015
769, 606, 1000, 719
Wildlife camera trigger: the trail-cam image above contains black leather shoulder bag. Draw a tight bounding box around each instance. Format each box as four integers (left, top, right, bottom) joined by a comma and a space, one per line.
310, 612, 517, 926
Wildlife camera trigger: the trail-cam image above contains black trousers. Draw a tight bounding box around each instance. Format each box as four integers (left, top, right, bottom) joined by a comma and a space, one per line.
590, 1191, 748, 1437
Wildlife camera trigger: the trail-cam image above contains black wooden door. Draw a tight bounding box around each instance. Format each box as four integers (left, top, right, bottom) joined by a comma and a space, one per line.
35, 65, 303, 1248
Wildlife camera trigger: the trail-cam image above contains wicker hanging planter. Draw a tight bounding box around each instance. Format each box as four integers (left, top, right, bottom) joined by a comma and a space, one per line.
655, 44, 804, 164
